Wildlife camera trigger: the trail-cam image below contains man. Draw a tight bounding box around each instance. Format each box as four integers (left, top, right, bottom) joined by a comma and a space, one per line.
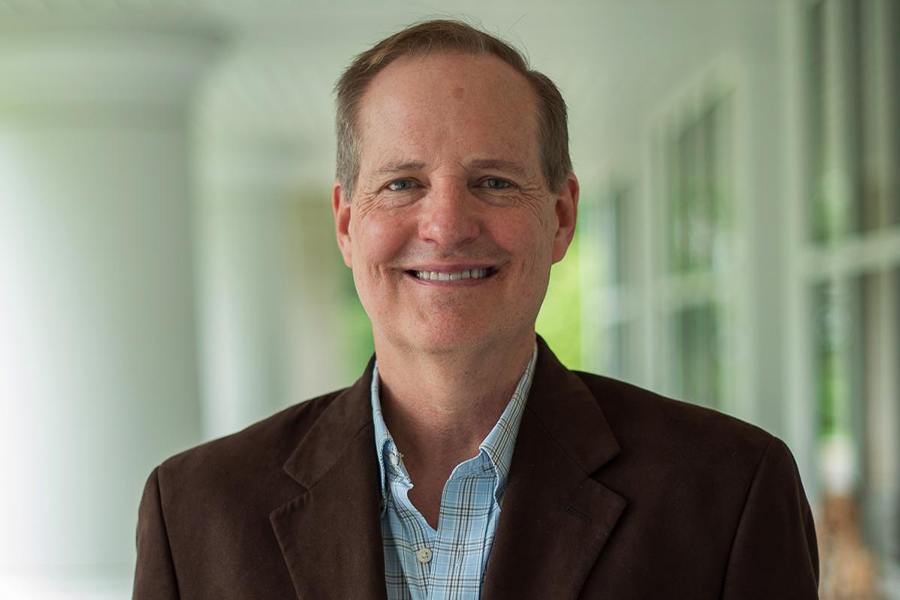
133, 20, 819, 600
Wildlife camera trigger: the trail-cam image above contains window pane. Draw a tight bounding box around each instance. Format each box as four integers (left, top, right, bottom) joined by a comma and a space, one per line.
814, 269, 900, 594
669, 121, 693, 272
806, 0, 893, 242
858, 267, 900, 567
886, 0, 900, 229
811, 279, 859, 446
666, 97, 730, 274
601, 187, 632, 287
603, 320, 637, 384
669, 303, 722, 409
807, 0, 827, 241
859, 0, 900, 236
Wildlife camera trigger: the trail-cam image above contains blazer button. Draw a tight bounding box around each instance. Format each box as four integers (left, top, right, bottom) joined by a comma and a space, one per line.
416, 547, 433, 564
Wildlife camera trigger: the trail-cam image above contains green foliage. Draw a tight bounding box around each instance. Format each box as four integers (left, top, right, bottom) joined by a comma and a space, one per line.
339, 269, 375, 377
536, 235, 582, 370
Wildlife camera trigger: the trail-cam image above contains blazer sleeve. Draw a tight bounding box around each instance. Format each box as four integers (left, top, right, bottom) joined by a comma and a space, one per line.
720, 437, 820, 600
133, 466, 181, 600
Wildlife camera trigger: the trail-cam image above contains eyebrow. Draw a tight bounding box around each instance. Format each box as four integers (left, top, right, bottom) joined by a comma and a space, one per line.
373, 161, 426, 177
371, 158, 531, 179
466, 159, 530, 179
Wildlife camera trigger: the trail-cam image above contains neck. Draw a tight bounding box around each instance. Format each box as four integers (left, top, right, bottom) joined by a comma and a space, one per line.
375, 332, 535, 473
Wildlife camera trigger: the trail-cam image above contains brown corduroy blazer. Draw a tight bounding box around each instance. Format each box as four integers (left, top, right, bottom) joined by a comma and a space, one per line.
133, 339, 819, 599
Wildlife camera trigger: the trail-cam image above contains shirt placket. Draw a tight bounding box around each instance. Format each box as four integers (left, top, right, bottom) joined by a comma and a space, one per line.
388, 451, 436, 600
430, 456, 496, 600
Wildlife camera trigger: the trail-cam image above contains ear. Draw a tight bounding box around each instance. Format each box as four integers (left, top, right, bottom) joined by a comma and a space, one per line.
551, 172, 579, 263
332, 180, 353, 268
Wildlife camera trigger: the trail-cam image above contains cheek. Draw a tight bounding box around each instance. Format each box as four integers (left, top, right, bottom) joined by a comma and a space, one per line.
352, 211, 408, 261
490, 213, 555, 266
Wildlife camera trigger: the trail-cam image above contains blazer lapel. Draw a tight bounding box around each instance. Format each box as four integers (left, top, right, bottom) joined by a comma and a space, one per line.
269, 359, 388, 600
482, 339, 626, 600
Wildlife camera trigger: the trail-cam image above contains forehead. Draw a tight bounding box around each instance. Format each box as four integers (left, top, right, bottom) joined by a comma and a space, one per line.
355, 52, 541, 170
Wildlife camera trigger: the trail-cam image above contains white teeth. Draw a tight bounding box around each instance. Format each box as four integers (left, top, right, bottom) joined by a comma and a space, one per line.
414, 268, 491, 281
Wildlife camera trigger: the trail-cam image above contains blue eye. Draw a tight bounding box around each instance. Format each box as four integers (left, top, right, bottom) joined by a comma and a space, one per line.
387, 179, 416, 191
482, 178, 511, 189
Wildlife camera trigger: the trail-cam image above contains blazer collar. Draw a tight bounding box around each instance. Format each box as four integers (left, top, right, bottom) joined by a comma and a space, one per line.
481, 337, 626, 600
270, 338, 626, 600
270, 355, 389, 600
526, 336, 620, 472
281, 355, 376, 489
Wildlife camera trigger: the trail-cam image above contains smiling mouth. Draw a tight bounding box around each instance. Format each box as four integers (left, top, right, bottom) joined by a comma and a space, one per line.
406, 267, 497, 282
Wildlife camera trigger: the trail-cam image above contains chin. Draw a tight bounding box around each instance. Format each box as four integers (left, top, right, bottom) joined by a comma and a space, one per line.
405, 320, 512, 357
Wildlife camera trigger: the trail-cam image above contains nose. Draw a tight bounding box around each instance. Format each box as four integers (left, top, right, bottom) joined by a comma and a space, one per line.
417, 180, 481, 248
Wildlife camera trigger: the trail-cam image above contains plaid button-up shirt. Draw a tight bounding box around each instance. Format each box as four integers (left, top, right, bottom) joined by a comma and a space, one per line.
370, 345, 537, 600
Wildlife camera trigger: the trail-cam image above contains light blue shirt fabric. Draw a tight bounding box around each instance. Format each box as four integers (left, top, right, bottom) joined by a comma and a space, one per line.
370, 345, 538, 600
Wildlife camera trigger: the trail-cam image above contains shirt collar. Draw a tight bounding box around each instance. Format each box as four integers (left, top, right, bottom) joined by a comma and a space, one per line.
370, 344, 538, 508
370, 365, 395, 509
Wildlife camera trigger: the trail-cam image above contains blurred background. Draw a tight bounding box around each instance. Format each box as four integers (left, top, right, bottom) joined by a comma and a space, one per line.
0, 0, 897, 598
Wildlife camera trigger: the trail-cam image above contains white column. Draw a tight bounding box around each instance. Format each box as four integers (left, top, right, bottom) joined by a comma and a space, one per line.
194, 47, 356, 440
196, 135, 352, 440
0, 26, 218, 598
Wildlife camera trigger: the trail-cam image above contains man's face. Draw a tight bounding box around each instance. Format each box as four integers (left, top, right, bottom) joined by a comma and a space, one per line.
333, 52, 578, 357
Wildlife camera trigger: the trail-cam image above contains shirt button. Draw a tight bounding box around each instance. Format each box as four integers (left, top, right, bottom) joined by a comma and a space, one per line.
416, 547, 433, 564
389, 453, 400, 468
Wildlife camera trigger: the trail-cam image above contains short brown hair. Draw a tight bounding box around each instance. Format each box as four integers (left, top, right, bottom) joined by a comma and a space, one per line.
334, 19, 572, 200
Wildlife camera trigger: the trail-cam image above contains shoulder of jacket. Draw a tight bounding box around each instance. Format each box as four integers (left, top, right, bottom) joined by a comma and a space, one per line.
157, 388, 346, 483
572, 370, 776, 473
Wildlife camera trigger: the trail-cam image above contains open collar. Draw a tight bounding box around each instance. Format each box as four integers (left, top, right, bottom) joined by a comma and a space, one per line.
369, 344, 538, 508
270, 337, 626, 600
